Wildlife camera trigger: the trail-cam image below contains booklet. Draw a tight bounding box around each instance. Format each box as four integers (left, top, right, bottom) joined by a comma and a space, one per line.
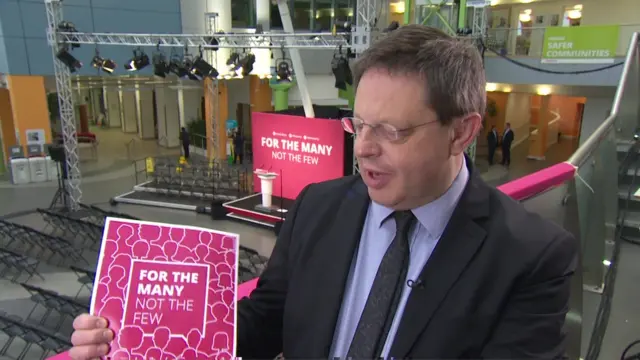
91, 217, 239, 360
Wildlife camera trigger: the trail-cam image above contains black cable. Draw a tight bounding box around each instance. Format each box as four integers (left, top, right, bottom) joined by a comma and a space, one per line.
480, 40, 623, 75
621, 339, 640, 360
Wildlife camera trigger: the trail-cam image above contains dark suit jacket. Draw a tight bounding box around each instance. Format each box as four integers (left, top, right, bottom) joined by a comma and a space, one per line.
237, 162, 578, 359
502, 129, 514, 148
487, 130, 498, 148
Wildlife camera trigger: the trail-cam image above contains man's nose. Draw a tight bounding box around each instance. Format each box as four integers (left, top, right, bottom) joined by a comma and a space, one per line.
354, 127, 380, 158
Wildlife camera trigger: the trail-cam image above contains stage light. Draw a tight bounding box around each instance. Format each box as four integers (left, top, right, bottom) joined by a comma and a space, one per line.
226, 53, 241, 71
190, 56, 219, 78
125, 48, 150, 71
276, 60, 293, 82
169, 58, 189, 78
91, 55, 116, 74
56, 49, 82, 73
331, 55, 352, 90
240, 53, 256, 76
152, 52, 169, 77
57, 21, 80, 49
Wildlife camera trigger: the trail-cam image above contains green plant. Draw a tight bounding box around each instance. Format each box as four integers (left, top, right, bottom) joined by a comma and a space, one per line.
187, 118, 207, 149
486, 99, 498, 118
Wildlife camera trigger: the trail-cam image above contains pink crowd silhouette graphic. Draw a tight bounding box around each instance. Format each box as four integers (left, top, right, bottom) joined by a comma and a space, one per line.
91, 218, 239, 360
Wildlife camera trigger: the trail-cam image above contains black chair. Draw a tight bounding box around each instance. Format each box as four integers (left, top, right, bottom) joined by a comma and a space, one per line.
21, 283, 89, 333
0, 311, 71, 360
0, 248, 43, 283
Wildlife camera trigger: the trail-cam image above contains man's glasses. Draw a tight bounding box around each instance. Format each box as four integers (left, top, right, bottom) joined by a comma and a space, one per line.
341, 117, 439, 142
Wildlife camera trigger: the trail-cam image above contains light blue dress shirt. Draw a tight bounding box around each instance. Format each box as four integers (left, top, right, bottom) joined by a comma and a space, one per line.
329, 160, 470, 359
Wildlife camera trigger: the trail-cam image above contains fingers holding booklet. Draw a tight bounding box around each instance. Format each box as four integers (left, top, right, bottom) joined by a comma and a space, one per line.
69, 314, 112, 359
64, 217, 240, 360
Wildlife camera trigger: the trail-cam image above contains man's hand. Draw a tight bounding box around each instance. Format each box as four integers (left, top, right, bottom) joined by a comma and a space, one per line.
68, 314, 113, 360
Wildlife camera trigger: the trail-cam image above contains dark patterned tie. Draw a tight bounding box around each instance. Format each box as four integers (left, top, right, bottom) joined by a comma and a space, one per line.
347, 210, 416, 359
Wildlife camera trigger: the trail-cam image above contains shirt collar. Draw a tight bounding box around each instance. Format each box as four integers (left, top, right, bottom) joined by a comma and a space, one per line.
369, 157, 469, 239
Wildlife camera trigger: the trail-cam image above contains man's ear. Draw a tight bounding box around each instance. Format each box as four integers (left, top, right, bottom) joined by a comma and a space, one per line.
450, 113, 482, 155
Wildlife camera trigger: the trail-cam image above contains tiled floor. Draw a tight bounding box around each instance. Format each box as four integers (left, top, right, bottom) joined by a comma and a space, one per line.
0, 130, 637, 360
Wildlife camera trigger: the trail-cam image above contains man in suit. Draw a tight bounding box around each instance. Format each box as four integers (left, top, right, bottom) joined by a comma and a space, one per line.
68, 25, 577, 360
501, 122, 514, 167
180, 126, 190, 160
487, 125, 498, 165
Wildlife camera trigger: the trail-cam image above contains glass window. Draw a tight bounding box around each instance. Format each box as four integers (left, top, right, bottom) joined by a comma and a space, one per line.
335, 0, 355, 25
232, 0, 256, 28
316, 0, 333, 31
292, 1, 312, 30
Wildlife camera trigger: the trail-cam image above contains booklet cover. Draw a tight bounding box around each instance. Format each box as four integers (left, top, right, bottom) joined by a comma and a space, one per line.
91, 217, 239, 360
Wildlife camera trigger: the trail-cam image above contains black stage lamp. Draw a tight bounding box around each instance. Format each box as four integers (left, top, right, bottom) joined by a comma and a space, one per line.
331, 55, 352, 90
240, 53, 256, 76
190, 56, 218, 78
169, 58, 189, 78
92, 55, 116, 74
56, 49, 82, 72
152, 52, 169, 77
276, 60, 292, 82
125, 48, 150, 71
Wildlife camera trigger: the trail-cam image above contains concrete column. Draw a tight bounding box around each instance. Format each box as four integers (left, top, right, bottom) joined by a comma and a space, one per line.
120, 89, 138, 133
183, 88, 203, 125
270, 81, 294, 111
207, 0, 232, 76
177, 87, 186, 127
528, 95, 550, 160
256, 0, 270, 31
104, 88, 121, 128
137, 86, 155, 140
90, 88, 102, 123
156, 87, 181, 147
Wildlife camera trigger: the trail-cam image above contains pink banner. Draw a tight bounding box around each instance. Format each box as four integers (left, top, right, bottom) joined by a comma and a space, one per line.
252, 112, 345, 200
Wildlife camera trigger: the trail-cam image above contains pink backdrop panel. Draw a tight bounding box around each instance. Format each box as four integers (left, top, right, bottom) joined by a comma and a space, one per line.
252, 112, 345, 200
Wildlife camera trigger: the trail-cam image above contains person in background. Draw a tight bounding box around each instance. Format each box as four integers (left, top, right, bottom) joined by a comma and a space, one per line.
501, 122, 514, 167
180, 127, 190, 160
233, 128, 245, 165
487, 125, 498, 166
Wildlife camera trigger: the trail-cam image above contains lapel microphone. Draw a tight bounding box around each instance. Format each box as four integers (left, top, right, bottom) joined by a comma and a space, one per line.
406, 278, 424, 289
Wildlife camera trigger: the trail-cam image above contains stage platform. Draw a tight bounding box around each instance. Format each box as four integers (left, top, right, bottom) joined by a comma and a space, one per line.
112, 189, 213, 212
223, 194, 294, 228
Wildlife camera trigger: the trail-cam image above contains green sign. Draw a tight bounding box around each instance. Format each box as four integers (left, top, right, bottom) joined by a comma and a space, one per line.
542, 25, 619, 64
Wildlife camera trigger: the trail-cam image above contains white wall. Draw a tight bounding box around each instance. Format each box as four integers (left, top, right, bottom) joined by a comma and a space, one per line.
105, 89, 121, 128
226, 78, 250, 121
288, 75, 349, 107
504, 92, 532, 147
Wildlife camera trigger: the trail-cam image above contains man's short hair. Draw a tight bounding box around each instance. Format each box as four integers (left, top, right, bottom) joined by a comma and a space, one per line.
353, 25, 486, 125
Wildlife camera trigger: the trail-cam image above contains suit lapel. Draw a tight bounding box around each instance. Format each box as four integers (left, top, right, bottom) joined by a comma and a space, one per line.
300, 177, 370, 357
389, 167, 491, 358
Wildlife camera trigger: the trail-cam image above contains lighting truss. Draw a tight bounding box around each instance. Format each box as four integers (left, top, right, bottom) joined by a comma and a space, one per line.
44, 0, 355, 208
50, 32, 352, 50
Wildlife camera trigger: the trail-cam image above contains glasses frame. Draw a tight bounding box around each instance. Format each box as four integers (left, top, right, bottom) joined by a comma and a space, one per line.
341, 116, 440, 142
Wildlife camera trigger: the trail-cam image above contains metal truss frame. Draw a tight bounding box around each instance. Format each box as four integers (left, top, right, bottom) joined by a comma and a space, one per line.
51, 31, 351, 50
44, 0, 355, 207
45, 0, 82, 209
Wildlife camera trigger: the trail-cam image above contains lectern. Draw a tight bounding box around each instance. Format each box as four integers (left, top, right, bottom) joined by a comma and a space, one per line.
254, 169, 279, 208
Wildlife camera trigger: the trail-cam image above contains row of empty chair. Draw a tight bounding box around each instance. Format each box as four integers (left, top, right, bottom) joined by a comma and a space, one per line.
0, 204, 268, 359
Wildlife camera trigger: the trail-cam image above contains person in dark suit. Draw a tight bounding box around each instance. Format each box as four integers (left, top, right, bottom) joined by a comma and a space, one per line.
68, 25, 577, 360
501, 122, 514, 167
180, 127, 190, 160
233, 129, 245, 165
487, 125, 498, 165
